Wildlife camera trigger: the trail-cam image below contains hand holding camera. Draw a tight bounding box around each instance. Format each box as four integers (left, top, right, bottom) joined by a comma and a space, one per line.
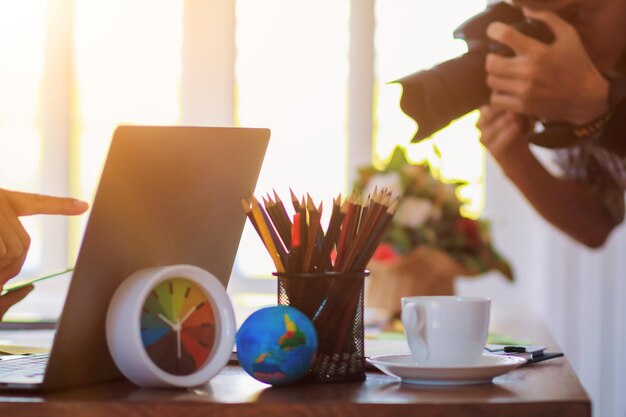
397, 2, 554, 143
486, 7, 609, 127
398, 2, 610, 149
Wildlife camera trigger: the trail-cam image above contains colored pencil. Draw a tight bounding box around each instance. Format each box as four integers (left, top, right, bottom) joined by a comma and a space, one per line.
272, 190, 293, 249
287, 212, 303, 273
353, 198, 399, 271
302, 196, 322, 272
243, 189, 396, 274
265, 194, 292, 251
316, 194, 343, 271
249, 196, 286, 273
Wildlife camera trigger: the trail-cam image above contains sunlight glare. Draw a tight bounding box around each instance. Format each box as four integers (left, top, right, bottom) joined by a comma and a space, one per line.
73, 0, 183, 202
235, 0, 350, 277
374, 0, 488, 218
0, 1, 46, 187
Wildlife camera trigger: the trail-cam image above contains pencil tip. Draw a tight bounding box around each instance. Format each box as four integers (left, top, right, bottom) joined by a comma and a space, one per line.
388, 198, 399, 213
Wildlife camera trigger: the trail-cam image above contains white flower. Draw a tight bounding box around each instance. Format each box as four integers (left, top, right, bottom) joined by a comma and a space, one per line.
393, 197, 432, 228
364, 171, 402, 197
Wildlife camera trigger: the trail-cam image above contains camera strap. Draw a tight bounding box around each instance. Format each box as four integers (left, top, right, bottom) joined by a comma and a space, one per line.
526, 111, 614, 149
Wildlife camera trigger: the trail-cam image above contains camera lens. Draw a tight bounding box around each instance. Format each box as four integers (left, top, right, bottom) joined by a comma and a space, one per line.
397, 2, 553, 143
398, 52, 490, 142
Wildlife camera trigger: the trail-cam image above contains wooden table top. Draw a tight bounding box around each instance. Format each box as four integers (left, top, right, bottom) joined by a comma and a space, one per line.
0, 315, 590, 417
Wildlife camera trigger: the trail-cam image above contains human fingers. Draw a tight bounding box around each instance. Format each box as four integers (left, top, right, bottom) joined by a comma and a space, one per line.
0, 200, 30, 283
486, 74, 527, 98
0, 249, 28, 287
490, 89, 527, 115
1, 189, 89, 217
479, 111, 521, 149
485, 53, 528, 80
486, 21, 546, 57
522, 7, 576, 40
476, 105, 507, 131
0, 285, 33, 320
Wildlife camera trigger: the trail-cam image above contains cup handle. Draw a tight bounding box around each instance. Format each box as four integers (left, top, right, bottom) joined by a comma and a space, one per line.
401, 302, 428, 362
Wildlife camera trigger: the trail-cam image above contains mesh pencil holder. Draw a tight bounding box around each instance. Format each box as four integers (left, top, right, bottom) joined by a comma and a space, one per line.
274, 271, 368, 383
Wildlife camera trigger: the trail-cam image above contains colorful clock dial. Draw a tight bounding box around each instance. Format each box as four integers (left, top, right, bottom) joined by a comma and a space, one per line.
140, 278, 216, 375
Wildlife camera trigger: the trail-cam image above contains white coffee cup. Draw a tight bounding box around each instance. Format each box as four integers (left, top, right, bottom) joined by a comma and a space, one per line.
401, 296, 490, 366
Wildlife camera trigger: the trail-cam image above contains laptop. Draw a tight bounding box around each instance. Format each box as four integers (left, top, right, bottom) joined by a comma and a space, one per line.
0, 125, 270, 390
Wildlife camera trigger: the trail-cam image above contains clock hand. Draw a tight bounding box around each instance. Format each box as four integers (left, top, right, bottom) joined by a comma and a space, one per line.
157, 313, 176, 329
176, 319, 181, 359
180, 305, 198, 325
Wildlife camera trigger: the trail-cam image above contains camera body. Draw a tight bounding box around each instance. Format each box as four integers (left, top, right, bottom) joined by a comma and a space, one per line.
398, 2, 554, 142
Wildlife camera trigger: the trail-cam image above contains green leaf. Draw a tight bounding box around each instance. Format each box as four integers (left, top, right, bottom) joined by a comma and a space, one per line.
386, 146, 409, 172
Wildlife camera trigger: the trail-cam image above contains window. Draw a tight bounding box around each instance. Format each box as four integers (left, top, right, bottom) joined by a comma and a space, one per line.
0, 0, 487, 320
374, 0, 487, 217
232, 0, 350, 309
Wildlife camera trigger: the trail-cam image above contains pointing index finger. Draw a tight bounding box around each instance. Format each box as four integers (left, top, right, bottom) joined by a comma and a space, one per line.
3, 190, 89, 217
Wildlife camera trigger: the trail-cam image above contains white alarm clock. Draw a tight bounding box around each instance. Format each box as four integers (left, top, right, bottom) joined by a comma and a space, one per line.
106, 264, 236, 388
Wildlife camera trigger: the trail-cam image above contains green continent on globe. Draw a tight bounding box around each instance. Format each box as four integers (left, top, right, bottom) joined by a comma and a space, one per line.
237, 306, 317, 385
278, 313, 307, 350
252, 313, 308, 382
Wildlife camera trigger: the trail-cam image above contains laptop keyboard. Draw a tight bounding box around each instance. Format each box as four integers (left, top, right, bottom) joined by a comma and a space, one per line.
0, 353, 49, 379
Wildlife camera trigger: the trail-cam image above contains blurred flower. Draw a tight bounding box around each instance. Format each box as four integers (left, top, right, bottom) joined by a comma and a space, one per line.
394, 197, 432, 228
354, 146, 514, 281
372, 243, 400, 262
363, 171, 402, 197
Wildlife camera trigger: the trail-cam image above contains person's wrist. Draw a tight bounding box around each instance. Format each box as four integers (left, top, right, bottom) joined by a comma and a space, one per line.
569, 73, 610, 126
605, 72, 626, 108
497, 146, 536, 182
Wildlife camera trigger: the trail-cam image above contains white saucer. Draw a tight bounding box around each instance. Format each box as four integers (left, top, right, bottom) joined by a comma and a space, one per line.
366, 353, 526, 386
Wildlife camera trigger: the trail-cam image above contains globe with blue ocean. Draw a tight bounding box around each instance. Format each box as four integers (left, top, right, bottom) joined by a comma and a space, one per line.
236, 305, 318, 385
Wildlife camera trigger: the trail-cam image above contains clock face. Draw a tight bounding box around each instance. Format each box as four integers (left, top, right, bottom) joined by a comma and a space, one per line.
140, 277, 216, 375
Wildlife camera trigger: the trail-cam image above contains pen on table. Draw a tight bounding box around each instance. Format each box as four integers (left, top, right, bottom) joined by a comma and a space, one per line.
1, 268, 74, 295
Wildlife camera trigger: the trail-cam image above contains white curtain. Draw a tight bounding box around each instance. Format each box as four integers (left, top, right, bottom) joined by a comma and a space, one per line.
459, 156, 626, 417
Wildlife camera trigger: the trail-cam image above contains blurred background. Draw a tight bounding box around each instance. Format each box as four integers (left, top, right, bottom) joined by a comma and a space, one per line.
0, 1, 623, 416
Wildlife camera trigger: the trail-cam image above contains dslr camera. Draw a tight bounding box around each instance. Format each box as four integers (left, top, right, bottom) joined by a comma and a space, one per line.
398, 2, 554, 142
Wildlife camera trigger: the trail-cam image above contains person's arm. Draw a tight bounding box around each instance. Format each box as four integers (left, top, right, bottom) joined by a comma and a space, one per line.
597, 82, 626, 157
0, 188, 88, 319
478, 106, 619, 248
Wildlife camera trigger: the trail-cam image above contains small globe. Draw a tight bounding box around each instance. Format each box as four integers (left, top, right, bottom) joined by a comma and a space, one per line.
236, 305, 317, 385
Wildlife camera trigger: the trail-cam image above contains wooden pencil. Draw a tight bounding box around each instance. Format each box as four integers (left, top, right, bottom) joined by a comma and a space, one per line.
241, 198, 263, 241
250, 196, 286, 273
287, 212, 303, 273
333, 194, 354, 271
302, 196, 321, 272
316, 194, 344, 272
353, 198, 398, 272
265, 194, 292, 251
313, 200, 324, 266
290, 188, 301, 211
335, 193, 363, 271
272, 190, 293, 249
340, 191, 387, 272
243, 189, 397, 275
